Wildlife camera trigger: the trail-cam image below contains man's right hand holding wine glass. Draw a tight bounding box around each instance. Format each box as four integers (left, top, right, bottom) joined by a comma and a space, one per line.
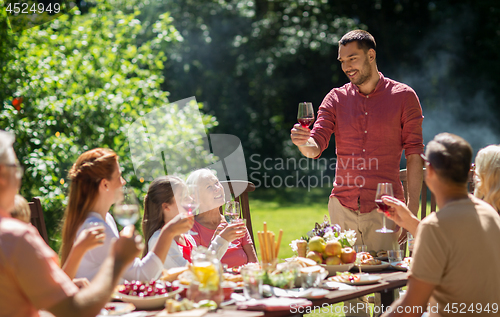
377, 196, 420, 237
290, 124, 320, 157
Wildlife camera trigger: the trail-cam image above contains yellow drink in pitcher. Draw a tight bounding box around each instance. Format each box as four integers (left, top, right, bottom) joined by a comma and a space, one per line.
193, 261, 219, 290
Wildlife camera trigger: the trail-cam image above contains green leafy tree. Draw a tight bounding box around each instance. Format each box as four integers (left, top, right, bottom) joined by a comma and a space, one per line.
0, 0, 217, 251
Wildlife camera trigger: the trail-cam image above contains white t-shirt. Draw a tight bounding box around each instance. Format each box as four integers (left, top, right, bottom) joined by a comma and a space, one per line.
148, 230, 229, 269
75, 212, 163, 282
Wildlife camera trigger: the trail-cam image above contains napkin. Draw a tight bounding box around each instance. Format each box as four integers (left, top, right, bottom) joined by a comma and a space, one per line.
236, 297, 312, 311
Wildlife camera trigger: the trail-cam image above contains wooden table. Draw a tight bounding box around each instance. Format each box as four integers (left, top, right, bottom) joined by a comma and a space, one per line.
245, 271, 409, 317
123, 270, 408, 317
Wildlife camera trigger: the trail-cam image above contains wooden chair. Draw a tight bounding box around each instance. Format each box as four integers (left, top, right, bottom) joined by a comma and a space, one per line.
29, 197, 49, 245
399, 168, 474, 255
218, 180, 256, 244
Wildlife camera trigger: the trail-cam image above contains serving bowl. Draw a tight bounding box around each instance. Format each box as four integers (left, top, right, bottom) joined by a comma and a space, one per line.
113, 288, 182, 309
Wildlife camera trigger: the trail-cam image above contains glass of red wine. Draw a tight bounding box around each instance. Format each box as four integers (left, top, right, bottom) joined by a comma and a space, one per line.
297, 102, 315, 147
179, 184, 199, 235
375, 183, 394, 233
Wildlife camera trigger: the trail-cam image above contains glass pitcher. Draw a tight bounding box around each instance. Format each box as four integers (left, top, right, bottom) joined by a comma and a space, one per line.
188, 246, 223, 305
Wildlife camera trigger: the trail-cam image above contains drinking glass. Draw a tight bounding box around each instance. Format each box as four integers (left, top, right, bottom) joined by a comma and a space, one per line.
241, 266, 264, 299
113, 187, 140, 227
179, 184, 199, 235
224, 201, 240, 224
297, 102, 315, 147
375, 183, 394, 233
388, 250, 403, 263
354, 245, 367, 253
407, 232, 415, 253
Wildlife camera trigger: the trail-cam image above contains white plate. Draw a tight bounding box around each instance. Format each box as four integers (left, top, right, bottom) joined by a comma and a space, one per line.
262, 285, 330, 299
113, 288, 182, 309
348, 275, 382, 285
98, 302, 135, 316
320, 263, 355, 276
354, 261, 390, 272
390, 261, 410, 271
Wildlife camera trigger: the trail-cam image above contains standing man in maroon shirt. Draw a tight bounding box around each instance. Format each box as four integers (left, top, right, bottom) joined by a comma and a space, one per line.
291, 30, 424, 316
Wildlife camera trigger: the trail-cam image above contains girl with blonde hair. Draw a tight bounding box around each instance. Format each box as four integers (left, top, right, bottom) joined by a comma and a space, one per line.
474, 144, 500, 212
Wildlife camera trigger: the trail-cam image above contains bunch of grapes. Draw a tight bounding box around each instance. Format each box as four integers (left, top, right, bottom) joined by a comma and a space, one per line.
118, 280, 172, 297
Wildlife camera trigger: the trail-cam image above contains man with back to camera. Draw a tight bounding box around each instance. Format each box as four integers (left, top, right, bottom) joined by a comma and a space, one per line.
290, 30, 424, 316
0, 129, 143, 317
380, 133, 500, 317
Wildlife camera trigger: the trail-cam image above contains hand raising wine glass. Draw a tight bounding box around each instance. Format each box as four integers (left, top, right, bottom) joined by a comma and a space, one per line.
179, 184, 199, 235
375, 183, 394, 233
297, 102, 315, 147
113, 187, 140, 227
224, 201, 241, 224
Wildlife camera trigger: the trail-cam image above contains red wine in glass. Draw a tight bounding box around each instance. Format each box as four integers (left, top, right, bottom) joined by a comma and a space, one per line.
297, 102, 315, 146
375, 183, 394, 233
298, 118, 314, 128
181, 203, 197, 216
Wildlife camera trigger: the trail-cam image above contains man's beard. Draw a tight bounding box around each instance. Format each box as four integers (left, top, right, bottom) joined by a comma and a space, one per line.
349, 58, 372, 86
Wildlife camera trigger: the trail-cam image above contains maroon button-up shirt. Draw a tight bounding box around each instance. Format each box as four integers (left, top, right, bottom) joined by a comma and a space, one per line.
311, 73, 424, 213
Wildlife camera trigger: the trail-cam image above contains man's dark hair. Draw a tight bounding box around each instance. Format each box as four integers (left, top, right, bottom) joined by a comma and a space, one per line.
339, 30, 376, 52
423, 133, 472, 184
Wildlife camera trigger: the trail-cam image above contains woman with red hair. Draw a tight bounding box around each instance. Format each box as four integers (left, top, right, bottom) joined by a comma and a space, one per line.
60, 148, 193, 281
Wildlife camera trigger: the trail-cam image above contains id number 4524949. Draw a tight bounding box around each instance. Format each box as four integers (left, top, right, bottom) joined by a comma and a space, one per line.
444, 303, 498, 314
6, 2, 61, 15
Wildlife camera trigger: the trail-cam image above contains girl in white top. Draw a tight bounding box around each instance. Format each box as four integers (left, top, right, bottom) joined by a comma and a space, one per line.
60, 148, 193, 282
142, 176, 245, 269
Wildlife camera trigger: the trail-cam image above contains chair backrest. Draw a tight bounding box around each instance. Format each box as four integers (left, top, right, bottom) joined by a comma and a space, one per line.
218, 180, 256, 244
400, 168, 475, 218
29, 197, 49, 245
399, 168, 474, 255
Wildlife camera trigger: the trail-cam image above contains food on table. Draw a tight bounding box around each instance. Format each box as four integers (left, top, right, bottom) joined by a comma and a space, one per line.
356, 252, 382, 265
296, 240, 308, 257
292, 256, 318, 268
376, 250, 388, 258
160, 266, 190, 283
328, 272, 361, 283
325, 256, 342, 265
165, 299, 217, 313
324, 240, 342, 257
257, 223, 283, 265
395, 257, 412, 269
165, 298, 195, 313
265, 270, 296, 289
368, 250, 378, 258
177, 270, 196, 286
116, 280, 171, 297
299, 265, 325, 275
308, 236, 326, 253
222, 272, 244, 287
340, 247, 357, 263
306, 250, 323, 264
